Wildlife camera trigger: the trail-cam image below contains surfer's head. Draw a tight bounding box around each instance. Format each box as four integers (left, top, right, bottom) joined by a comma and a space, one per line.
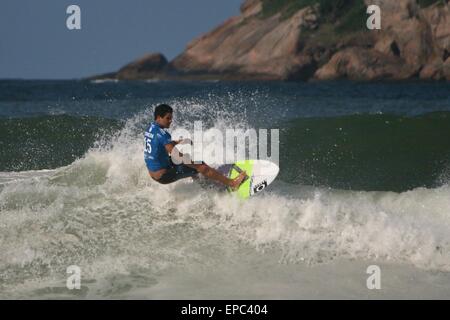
154, 104, 173, 128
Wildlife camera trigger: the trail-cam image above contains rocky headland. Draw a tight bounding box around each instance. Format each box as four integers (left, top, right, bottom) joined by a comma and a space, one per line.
90, 0, 450, 81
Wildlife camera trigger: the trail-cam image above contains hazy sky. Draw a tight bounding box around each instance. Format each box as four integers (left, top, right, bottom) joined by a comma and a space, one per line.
0, 0, 242, 79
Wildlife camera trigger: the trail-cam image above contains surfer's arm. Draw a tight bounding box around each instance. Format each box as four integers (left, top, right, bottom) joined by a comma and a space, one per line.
166, 139, 183, 147
165, 142, 184, 158
164, 142, 177, 154
165, 138, 190, 155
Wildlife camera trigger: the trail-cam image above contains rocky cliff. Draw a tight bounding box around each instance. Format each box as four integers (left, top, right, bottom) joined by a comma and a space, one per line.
91, 0, 450, 81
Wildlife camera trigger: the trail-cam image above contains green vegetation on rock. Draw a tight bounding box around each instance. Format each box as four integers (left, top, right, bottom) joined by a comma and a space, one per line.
417, 0, 444, 8
262, 0, 367, 34
335, 1, 367, 34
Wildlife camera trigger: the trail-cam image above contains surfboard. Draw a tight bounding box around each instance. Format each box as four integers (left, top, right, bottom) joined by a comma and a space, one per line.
172, 143, 279, 199
216, 160, 279, 199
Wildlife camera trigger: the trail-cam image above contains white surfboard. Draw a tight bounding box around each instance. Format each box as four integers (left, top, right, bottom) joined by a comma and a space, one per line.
216, 159, 279, 199
173, 143, 279, 199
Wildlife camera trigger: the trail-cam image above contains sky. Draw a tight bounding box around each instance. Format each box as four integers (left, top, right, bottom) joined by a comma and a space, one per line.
0, 0, 243, 79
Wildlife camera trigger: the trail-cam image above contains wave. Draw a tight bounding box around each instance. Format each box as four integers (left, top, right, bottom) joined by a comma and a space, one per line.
90, 79, 119, 84
1, 109, 450, 296
4, 110, 450, 192
0, 115, 123, 171
279, 111, 450, 191
1, 153, 449, 293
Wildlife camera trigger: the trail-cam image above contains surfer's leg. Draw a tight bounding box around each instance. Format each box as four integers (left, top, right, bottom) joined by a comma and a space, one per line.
186, 163, 246, 190
153, 167, 177, 184
155, 165, 198, 184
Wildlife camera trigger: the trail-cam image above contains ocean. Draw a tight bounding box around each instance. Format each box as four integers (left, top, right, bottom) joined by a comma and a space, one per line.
0, 79, 450, 299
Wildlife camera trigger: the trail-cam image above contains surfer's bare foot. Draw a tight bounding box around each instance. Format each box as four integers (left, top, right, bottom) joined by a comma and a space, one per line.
229, 171, 247, 191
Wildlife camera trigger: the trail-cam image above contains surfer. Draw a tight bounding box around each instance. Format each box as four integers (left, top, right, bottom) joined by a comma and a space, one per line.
144, 104, 247, 190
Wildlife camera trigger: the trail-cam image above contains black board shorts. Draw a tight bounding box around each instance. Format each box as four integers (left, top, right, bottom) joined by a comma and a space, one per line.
155, 163, 199, 184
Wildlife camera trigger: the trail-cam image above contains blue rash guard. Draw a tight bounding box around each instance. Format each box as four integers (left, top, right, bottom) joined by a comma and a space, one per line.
144, 122, 172, 171
144, 121, 199, 184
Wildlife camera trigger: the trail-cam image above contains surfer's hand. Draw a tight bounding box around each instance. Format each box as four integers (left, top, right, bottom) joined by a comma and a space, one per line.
178, 138, 193, 145
173, 139, 184, 145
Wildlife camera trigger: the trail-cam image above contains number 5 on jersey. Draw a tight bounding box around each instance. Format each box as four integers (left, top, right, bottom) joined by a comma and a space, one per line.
145, 137, 152, 153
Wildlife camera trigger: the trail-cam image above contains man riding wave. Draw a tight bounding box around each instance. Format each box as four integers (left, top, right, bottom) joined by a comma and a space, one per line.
144, 104, 247, 190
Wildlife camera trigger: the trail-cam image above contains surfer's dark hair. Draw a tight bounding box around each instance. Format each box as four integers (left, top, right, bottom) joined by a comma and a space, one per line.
154, 104, 173, 120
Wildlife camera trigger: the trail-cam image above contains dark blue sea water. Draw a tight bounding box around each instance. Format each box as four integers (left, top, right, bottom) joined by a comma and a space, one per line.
1, 79, 450, 120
